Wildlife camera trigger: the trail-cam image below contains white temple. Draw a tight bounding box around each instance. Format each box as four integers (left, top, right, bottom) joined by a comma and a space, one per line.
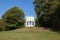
25, 16, 35, 27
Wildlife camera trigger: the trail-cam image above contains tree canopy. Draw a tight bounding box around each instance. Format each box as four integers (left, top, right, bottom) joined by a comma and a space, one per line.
33, 0, 60, 30
1, 6, 25, 30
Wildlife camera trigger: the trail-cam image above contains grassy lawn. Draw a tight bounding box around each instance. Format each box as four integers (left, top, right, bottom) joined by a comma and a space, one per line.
0, 27, 60, 40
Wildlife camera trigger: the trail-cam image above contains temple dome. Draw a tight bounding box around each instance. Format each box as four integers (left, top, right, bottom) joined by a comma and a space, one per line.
26, 16, 35, 21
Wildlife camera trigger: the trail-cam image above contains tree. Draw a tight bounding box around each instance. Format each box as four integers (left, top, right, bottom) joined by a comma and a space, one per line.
0, 19, 5, 31
33, 0, 60, 30
2, 6, 25, 30
0, 19, 2, 31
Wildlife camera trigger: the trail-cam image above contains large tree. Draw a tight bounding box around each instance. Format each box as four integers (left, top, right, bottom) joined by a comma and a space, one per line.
2, 6, 25, 30
33, 0, 60, 30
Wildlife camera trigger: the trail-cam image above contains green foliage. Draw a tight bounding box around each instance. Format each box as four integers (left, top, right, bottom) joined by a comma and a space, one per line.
0, 19, 6, 31
34, 0, 60, 30
2, 6, 25, 30
0, 19, 2, 31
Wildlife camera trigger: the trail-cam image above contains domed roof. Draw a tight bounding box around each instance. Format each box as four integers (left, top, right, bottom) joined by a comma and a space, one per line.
26, 16, 35, 21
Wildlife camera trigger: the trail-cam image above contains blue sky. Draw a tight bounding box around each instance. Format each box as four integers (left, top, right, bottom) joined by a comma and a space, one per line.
0, 0, 35, 18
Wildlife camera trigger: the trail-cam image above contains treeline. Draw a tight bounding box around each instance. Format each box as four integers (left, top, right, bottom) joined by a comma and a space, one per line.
0, 6, 25, 31
33, 0, 60, 30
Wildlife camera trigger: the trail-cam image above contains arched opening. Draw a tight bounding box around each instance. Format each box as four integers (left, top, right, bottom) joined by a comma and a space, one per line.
25, 16, 35, 27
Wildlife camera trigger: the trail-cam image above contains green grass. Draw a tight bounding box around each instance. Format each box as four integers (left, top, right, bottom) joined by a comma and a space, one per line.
0, 27, 60, 40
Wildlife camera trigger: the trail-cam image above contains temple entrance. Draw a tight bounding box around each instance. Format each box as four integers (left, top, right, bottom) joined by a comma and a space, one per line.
25, 16, 35, 27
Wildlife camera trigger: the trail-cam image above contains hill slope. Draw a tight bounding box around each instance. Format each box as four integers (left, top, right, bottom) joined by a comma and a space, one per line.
12, 27, 51, 32
0, 27, 60, 40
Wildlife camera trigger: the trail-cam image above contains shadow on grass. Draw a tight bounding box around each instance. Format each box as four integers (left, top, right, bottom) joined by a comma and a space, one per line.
51, 29, 60, 33
41, 27, 60, 33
